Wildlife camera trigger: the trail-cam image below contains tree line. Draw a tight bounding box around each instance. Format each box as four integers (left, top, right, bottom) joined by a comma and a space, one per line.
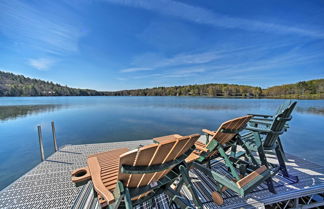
263, 79, 324, 99
1, 71, 323, 98
106, 80, 324, 99
105, 84, 263, 97
0, 71, 104, 96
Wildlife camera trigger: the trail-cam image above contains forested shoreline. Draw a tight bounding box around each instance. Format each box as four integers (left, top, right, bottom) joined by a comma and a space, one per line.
108, 80, 324, 99
1, 71, 323, 99
0, 71, 104, 96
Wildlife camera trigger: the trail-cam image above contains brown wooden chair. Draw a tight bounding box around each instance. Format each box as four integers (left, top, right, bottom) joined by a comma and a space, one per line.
194, 115, 253, 165
71, 134, 200, 209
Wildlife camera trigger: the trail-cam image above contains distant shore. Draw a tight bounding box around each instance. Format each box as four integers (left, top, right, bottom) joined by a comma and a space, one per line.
0, 95, 323, 100
1, 71, 323, 99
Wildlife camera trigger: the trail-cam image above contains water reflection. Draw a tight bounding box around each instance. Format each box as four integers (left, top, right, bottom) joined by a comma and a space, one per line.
0, 96, 323, 191
296, 107, 324, 115
115, 99, 324, 116
0, 100, 323, 123
0, 104, 64, 121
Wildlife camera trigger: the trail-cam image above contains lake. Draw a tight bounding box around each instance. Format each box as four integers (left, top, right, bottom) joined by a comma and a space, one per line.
0, 96, 324, 190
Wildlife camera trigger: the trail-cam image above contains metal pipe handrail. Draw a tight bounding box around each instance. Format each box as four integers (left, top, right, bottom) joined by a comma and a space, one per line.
51, 121, 58, 152
37, 125, 45, 161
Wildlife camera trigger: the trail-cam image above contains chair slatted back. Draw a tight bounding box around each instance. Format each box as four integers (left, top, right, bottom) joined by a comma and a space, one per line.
206, 115, 252, 152
263, 101, 297, 148
118, 134, 200, 188
275, 100, 292, 115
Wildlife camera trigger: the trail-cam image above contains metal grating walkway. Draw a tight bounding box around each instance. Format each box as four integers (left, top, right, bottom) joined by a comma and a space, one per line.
0, 140, 152, 209
0, 137, 324, 209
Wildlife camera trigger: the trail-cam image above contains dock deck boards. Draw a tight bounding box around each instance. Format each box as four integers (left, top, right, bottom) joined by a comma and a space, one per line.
0, 137, 323, 209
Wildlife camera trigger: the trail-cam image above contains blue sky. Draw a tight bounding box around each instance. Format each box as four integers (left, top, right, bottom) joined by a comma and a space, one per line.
0, 0, 324, 91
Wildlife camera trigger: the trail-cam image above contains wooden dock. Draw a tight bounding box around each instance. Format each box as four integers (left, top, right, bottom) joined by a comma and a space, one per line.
0, 137, 323, 209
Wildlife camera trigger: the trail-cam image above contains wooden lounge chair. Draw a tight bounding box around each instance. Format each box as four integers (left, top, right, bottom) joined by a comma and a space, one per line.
154, 116, 277, 205
71, 134, 200, 209
238, 101, 298, 181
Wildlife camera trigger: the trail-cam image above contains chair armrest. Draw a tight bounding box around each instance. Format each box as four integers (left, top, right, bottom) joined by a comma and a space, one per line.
195, 145, 209, 152
249, 119, 273, 126
71, 167, 91, 183
87, 157, 115, 204
202, 129, 216, 136
249, 114, 273, 118
236, 165, 267, 188
246, 126, 284, 135
245, 126, 272, 134
250, 117, 273, 122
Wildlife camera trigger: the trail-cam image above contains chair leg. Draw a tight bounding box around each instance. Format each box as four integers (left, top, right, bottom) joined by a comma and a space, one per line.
275, 145, 299, 182
205, 133, 210, 144
175, 178, 184, 193
165, 188, 195, 209
257, 149, 276, 194
253, 132, 269, 167
230, 140, 237, 158
179, 165, 203, 209
238, 138, 259, 167
207, 160, 211, 169
217, 144, 241, 180
254, 132, 277, 194
266, 178, 276, 194
124, 188, 132, 209
275, 145, 289, 177
277, 138, 288, 161
257, 147, 277, 194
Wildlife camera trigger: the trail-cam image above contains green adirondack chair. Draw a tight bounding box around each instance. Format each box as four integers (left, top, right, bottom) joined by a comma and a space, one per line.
154, 116, 278, 206
249, 100, 293, 122
71, 134, 201, 209
247, 100, 295, 162
238, 101, 298, 182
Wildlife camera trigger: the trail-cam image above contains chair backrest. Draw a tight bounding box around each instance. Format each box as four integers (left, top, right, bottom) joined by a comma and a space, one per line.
263, 101, 297, 148
206, 115, 252, 152
118, 134, 200, 188
275, 100, 292, 115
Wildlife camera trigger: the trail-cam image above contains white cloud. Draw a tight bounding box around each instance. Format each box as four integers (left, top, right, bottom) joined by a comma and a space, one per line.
102, 0, 324, 39
175, 68, 205, 74
156, 52, 218, 67
120, 44, 324, 81
120, 67, 152, 73
28, 58, 56, 70
0, 0, 85, 54
122, 67, 206, 80
120, 51, 218, 73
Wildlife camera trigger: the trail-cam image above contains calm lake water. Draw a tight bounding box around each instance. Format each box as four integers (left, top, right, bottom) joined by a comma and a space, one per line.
0, 96, 324, 190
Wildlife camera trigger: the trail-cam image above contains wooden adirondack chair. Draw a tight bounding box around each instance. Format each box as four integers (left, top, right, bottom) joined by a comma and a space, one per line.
239, 101, 298, 181
154, 116, 277, 205
71, 134, 200, 209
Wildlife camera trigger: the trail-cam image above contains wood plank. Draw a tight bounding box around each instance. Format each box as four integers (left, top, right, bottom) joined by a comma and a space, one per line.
137, 139, 178, 187
153, 134, 182, 143
119, 150, 138, 187
127, 144, 159, 187
202, 129, 216, 136
185, 153, 200, 163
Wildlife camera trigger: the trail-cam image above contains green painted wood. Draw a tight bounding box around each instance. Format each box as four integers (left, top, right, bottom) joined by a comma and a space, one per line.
179, 164, 203, 208
236, 101, 298, 187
